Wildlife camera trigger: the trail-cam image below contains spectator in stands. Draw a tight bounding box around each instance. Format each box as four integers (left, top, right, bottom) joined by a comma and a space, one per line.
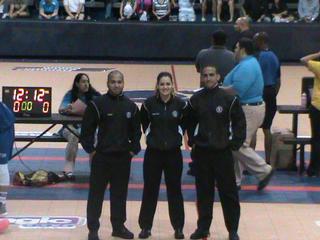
152, 0, 171, 21
298, 0, 319, 22
9, 0, 29, 18
0, 101, 15, 216
39, 0, 59, 19
201, 0, 217, 21
195, 30, 235, 84
244, 0, 270, 22
64, 0, 85, 20
253, 32, 281, 164
105, 0, 114, 19
270, 0, 294, 23
173, 0, 195, 22
119, 0, 136, 21
301, 51, 320, 177
59, 73, 100, 181
134, 0, 152, 21
217, 0, 234, 22
234, 16, 254, 39
0, 0, 8, 19
223, 38, 274, 190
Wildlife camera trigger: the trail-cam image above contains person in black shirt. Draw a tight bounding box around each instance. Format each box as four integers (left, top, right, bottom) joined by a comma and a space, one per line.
81, 70, 142, 240
187, 66, 246, 240
138, 72, 187, 239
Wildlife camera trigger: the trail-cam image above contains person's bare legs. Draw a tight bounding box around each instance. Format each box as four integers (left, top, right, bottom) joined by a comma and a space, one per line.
202, 0, 207, 21
228, 0, 234, 22
217, 0, 222, 22
212, 0, 217, 21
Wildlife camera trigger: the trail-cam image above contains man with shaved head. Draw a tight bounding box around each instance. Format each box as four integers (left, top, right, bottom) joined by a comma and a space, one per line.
81, 70, 142, 240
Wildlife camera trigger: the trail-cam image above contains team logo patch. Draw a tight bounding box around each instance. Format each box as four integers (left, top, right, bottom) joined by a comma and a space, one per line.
216, 106, 223, 113
126, 112, 132, 118
172, 111, 178, 118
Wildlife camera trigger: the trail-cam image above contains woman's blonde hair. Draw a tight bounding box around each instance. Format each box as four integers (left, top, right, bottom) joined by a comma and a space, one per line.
155, 72, 176, 97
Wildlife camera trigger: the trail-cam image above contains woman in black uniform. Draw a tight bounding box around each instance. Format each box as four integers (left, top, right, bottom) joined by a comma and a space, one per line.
138, 72, 187, 239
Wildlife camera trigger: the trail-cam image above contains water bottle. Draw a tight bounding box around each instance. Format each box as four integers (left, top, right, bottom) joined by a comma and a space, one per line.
301, 92, 307, 107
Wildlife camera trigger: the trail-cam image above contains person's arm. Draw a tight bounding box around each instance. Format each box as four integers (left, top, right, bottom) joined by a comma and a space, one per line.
51, 3, 59, 18
152, 2, 159, 19
14, 4, 28, 16
229, 97, 246, 150
39, 6, 49, 19
64, 0, 75, 18
9, 4, 15, 18
186, 98, 198, 147
119, 0, 125, 20
224, 66, 253, 99
128, 104, 142, 156
80, 101, 99, 154
159, 0, 171, 19
275, 62, 281, 95
140, 102, 150, 133
75, 1, 84, 19
59, 92, 73, 114
301, 51, 320, 78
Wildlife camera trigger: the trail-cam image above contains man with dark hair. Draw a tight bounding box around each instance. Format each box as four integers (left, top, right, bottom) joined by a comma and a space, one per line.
223, 38, 274, 191
81, 70, 142, 240
188, 65, 246, 240
252, 32, 281, 164
195, 30, 235, 85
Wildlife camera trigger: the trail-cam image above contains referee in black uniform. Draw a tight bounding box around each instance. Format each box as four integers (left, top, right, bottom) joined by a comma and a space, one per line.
81, 70, 142, 240
138, 72, 187, 239
187, 66, 246, 240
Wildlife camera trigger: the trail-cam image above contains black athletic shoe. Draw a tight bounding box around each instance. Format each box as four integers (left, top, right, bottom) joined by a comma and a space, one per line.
88, 231, 100, 240
62, 171, 76, 182
138, 229, 151, 239
257, 169, 274, 191
190, 229, 209, 239
229, 232, 240, 240
112, 226, 134, 239
174, 228, 184, 239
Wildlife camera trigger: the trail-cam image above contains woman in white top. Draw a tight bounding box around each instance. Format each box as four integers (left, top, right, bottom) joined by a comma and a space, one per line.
119, 0, 136, 21
64, 0, 85, 20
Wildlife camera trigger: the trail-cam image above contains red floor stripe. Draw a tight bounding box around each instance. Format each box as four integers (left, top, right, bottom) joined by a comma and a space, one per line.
10, 183, 320, 192
12, 156, 192, 163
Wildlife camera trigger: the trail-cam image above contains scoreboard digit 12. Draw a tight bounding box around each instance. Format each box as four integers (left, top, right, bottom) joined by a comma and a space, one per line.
2, 86, 52, 117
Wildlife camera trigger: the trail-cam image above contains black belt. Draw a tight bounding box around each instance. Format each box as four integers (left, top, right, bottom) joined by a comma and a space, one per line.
241, 101, 264, 106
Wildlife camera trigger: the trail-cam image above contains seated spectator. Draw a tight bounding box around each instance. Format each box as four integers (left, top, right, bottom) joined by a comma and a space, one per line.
217, 0, 234, 22
0, 0, 8, 19
134, 0, 152, 21
201, 0, 217, 21
119, 0, 136, 21
173, 0, 195, 21
59, 73, 100, 181
64, 0, 85, 20
298, 0, 319, 22
270, 0, 294, 23
39, 0, 59, 20
152, 0, 171, 21
244, 0, 270, 22
9, 0, 29, 18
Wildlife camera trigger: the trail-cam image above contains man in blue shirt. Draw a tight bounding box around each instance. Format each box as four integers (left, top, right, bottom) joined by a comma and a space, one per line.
223, 38, 274, 191
39, 0, 59, 19
0, 102, 15, 216
253, 32, 281, 164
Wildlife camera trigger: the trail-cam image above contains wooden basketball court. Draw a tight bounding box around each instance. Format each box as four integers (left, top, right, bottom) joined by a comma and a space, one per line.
0, 61, 319, 240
